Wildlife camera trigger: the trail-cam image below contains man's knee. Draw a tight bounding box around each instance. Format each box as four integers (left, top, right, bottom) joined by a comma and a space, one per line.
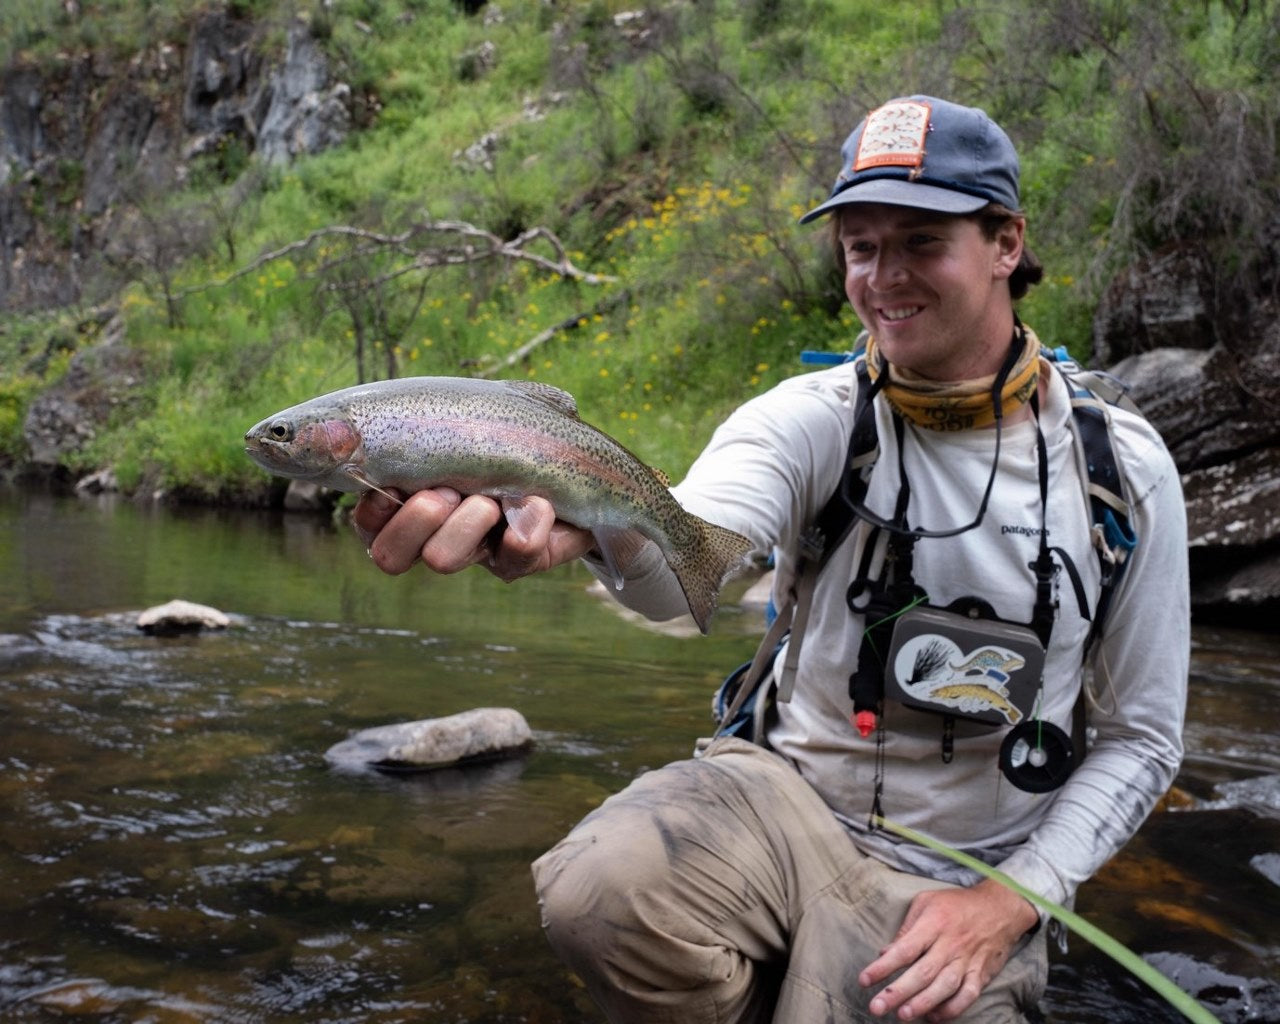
530, 761, 777, 987
531, 827, 610, 954
531, 808, 665, 966
532, 809, 782, 1024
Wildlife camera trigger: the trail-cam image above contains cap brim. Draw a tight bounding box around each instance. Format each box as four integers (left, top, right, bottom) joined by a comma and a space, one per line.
798, 178, 990, 224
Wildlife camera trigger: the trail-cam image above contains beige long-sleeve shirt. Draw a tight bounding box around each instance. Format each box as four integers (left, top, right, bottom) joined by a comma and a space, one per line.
590, 357, 1189, 910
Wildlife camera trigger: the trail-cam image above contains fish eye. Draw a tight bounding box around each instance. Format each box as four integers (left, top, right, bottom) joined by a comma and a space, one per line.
268, 420, 294, 442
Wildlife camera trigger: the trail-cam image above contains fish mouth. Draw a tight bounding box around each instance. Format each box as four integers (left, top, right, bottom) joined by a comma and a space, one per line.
243, 437, 296, 472
243, 435, 273, 458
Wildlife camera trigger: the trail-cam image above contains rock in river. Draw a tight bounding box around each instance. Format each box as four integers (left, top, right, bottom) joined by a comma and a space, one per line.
136, 599, 231, 635
325, 708, 533, 773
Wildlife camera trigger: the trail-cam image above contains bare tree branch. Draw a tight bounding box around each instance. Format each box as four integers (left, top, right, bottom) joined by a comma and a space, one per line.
477, 291, 630, 378
179, 218, 616, 298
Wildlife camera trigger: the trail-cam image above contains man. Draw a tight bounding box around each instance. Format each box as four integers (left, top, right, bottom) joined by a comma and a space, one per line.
354, 96, 1189, 1022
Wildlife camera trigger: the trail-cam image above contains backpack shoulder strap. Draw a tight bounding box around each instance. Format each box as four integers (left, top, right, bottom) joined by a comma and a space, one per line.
773, 348, 878, 701
1043, 347, 1140, 649
715, 347, 876, 728
800, 350, 878, 564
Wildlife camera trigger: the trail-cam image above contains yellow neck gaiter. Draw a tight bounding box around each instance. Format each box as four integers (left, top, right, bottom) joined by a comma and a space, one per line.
865, 326, 1042, 431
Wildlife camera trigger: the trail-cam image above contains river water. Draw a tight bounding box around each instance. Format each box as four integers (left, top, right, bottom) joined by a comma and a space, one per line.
0, 488, 1277, 1023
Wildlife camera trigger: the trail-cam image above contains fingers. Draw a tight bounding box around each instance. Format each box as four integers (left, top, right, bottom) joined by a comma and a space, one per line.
353, 488, 409, 548
863, 939, 936, 1021
360, 487, 468, 575
486, 496, 555, 581
868, 955, 977, 1022
861, 884, 1030, 1021
421, 493, 505, 574
355, 489, 593, 582
486, 498, 597, 582
922, 972, 987, 1023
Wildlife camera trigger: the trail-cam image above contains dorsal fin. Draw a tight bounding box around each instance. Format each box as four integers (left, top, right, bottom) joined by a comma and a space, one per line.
506, 380, 580, 419
649, 465, 670, 487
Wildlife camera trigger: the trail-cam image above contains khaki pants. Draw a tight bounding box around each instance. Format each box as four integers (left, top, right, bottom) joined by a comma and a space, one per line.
532, 737, 1046, 1024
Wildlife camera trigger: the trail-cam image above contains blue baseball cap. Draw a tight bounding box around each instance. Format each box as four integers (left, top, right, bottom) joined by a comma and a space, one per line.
799, 96, 1021, 223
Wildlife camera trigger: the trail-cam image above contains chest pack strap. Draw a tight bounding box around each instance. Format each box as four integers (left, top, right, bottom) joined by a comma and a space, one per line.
770, 355, 884, 702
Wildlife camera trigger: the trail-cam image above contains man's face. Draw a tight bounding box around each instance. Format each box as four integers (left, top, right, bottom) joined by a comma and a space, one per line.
837, 204, 1023, 381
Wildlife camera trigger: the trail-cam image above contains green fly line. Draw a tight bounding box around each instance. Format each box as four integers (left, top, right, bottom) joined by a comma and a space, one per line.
874, 816, 1221, 1024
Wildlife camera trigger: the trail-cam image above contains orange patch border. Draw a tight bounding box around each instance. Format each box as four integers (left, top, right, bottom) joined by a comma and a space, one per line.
853, 100, 931, 173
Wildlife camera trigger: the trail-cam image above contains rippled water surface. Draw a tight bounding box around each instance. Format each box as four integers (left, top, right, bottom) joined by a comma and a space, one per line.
1, 489, 1277, 1023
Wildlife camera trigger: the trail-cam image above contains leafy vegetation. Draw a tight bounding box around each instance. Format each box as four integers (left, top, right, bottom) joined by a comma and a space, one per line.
1, 0, 1277, 500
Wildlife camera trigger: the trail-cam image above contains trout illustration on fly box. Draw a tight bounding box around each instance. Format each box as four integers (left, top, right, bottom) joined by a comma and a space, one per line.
244, 376, 753, 633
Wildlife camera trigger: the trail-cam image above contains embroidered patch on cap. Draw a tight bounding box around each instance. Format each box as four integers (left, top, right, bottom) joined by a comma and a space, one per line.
853, 99, 931, 172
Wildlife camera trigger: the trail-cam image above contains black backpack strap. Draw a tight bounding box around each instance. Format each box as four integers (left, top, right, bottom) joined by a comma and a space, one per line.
713, 352, 877, 732
1047, 352, 1139, 651
774, 352, 879, 701
798, 349, 881, 570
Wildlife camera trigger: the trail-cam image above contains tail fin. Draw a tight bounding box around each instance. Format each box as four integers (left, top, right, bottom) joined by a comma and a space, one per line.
668, 517, 754, 634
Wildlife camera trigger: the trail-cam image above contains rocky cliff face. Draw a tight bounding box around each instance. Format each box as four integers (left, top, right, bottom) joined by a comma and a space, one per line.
0, 8, 353, 312
1093, 235, 1280, 623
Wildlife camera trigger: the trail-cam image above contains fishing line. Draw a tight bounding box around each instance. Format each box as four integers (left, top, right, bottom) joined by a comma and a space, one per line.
874, 817, 1223, 1024
999, 714, 1075, 793
860, 593, 928, 663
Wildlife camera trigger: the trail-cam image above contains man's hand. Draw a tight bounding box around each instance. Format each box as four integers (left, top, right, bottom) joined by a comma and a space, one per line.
352, 488, 595, 582
861, 878, 1038, 1022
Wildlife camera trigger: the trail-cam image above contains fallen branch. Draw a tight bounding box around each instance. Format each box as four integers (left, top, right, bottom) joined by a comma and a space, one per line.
179, 218, 616, 298
476, 291, 630, 378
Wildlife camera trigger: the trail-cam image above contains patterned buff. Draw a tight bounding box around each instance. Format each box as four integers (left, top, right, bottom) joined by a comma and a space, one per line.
865, 327, 1042, 431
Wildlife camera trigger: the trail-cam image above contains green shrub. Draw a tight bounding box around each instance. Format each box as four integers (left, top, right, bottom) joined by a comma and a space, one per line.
5, 0, 1276, 496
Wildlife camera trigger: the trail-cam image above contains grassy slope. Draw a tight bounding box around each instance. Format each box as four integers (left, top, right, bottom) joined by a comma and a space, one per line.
1, 0, 1275, 501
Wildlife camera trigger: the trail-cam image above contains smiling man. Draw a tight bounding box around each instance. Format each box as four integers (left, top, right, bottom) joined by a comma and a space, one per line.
354, 96, 1190, 1023
837, 204, 1022, 382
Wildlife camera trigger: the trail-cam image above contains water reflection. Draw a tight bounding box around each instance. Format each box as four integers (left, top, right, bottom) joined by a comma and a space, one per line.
0, 488, 1277, 1022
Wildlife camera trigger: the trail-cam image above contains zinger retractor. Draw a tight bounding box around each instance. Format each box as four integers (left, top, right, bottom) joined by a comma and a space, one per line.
998, 720, 1076, 793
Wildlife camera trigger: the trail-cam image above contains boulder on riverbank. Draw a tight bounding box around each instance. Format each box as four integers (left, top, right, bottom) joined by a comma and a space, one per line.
325, 707, 533, 773
136, 599, 231, 635
1094, 237, 1280, 624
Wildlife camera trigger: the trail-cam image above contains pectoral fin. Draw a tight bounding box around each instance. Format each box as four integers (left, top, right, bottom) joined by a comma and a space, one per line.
499, 496, 547, 545
591, 526, 629, 591
341, 465, 405, 506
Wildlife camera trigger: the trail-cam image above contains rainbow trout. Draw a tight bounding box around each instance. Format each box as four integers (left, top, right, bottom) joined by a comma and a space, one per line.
244, 376, 753, 633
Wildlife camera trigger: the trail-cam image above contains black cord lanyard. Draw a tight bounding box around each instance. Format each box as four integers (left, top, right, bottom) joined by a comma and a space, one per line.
840, 324, 1027, 540
841, 326, 1064, 825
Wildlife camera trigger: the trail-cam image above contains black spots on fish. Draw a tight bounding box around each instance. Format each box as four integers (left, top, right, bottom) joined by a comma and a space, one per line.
666, 516, 753, 633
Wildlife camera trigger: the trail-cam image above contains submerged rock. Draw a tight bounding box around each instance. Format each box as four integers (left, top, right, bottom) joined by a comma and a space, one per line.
136, 599, 231, 635
1143, 950, 1280, 1024
325, 707, 533, 773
